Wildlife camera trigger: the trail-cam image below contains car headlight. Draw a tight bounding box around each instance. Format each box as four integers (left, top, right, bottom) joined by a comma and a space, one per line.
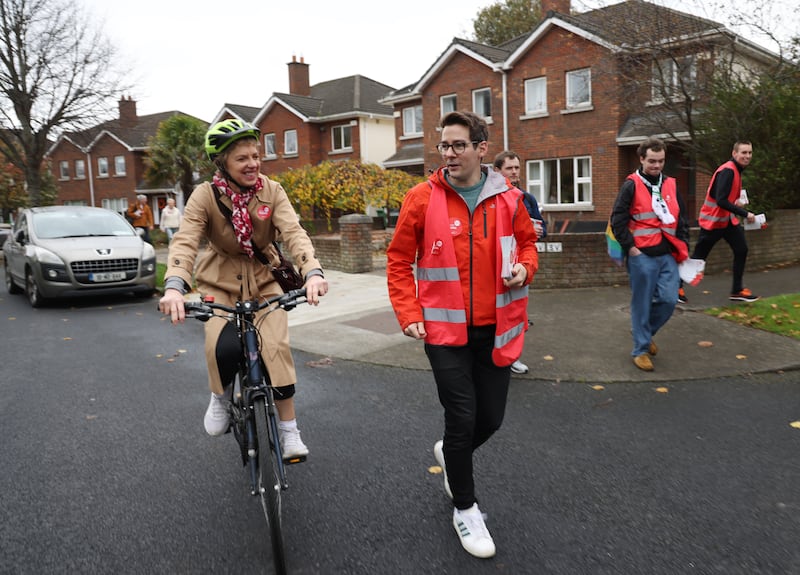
142, 242, 156, 259
31, 246, 69, 282
32, 246, 65, 265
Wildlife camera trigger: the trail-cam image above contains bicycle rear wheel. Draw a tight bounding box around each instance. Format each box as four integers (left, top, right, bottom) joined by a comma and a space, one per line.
254, 397, 287, 574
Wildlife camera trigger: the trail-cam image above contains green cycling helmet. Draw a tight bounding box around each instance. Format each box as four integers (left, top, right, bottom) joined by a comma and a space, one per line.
204, 119, 261, 160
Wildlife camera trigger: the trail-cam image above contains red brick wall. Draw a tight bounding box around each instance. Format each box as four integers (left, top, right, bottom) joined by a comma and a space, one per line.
49, 135, 140, 206
258, 107, 362, 175
533, 210, 800, 288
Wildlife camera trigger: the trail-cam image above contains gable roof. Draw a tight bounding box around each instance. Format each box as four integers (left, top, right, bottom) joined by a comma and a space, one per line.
48, 110, 206, 156
211, 103, 261, 124
382, 0, 779, 103
256, 75, 395, 124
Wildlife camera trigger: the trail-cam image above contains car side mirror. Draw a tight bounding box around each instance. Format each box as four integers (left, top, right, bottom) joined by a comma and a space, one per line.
14, 229, 26, 245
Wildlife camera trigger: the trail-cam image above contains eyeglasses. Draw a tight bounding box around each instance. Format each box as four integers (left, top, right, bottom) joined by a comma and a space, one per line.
435, 141, 480, 155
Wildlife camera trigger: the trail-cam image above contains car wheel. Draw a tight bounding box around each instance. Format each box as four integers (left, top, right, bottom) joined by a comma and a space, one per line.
25, 267, 45, 307
5, 263, 22, 294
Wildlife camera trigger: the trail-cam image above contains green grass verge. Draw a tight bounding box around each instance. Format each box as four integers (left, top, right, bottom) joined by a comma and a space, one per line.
156, 262, 166, 292
705, 293, 800, 340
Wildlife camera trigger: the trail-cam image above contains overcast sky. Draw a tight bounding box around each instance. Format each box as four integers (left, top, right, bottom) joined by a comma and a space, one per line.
80, 0, 797, 122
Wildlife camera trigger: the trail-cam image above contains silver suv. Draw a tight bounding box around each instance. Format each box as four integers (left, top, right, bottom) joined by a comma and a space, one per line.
3, 206, 156, 307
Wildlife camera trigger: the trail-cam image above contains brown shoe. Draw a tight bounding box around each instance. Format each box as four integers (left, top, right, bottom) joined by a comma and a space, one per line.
633, 354, 654, 371
648, 340, 658, 356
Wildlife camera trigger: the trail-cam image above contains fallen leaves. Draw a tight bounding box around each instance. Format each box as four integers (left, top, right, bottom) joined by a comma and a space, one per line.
736, 354, 747, 360
543, 354, 554, 361
790, 421, 800, 429
306, 357, 334, 368
698, 340, 714, 347
429, 465, 443, 475
655, 387, 669, 394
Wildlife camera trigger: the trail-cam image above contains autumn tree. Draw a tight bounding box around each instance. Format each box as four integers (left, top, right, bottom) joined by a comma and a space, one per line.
272, 160, 421, 231
144, 115, 212, 201
0, 0, 128, 205
472, 0, 542, 46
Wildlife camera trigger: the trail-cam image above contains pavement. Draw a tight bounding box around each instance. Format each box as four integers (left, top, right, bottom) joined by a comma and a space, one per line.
157, 248, 800, 383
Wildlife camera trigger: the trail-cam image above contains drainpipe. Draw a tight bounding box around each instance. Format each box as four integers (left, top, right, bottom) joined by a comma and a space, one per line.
501, 71, 509, 151
86, 151, 95, 206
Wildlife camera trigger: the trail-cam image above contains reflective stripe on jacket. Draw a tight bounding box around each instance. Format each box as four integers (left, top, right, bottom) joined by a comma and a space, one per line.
628, 174, 688, 262
698, 160, 741, 230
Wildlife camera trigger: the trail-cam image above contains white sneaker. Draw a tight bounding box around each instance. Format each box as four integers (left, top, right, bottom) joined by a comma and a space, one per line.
510, 360, 529, 374
433, 440, 453, 499
204, 393, 230, 436
280, 427, 309, 460
453, 504, 496, 558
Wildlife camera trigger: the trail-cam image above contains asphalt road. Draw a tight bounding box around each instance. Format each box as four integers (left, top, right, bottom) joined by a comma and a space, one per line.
1, 290, 799, 574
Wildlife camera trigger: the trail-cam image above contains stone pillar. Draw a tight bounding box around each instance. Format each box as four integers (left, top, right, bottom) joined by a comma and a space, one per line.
338, 213, 373, 273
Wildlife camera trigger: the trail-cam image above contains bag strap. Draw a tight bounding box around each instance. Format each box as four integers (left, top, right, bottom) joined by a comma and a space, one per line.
211, 184, 275, 267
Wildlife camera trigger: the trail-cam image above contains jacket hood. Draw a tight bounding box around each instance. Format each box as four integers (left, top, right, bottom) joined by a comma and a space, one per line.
429, 164, 513, 203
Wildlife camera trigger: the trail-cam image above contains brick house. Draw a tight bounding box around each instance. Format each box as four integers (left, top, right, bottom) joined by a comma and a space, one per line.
380, 0, 778, 230
211, 57, 396, 176
46, 97, 206, 222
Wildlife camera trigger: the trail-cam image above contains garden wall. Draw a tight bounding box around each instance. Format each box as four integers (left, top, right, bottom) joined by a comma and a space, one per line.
313, 210, 800, 288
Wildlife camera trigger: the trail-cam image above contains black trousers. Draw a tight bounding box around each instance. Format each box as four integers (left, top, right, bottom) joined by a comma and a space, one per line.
425, 325, 511, 510
692, 223, 749, 293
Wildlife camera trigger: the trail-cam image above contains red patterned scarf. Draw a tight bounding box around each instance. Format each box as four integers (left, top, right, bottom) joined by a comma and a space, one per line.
213, 173, 264, 258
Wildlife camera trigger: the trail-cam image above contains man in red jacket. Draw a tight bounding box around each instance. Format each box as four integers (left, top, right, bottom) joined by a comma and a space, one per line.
387, 111, 538, 559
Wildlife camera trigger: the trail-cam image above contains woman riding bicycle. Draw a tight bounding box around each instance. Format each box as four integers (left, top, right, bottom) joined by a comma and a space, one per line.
159, 119, 328, 459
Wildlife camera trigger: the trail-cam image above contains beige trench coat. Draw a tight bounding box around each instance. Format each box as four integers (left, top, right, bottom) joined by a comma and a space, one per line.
166, 175, 322, 394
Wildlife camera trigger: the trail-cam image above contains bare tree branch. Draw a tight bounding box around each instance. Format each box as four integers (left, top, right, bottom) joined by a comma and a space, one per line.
0, 0, 130, 205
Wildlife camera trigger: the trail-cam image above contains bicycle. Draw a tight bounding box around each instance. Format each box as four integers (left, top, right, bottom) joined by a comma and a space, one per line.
184, 287, 308, 575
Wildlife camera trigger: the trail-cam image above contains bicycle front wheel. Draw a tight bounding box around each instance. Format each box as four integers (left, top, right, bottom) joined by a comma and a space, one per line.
254, 397, 287, 574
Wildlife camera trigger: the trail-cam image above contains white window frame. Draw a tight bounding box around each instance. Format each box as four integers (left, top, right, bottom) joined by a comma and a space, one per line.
97, 157, 109, 177
59, 161, 69, 180
472, 88, 492, 119
440, 94, 457, 117
332, 124, 353, 152
523, 77, 547, 116
264, 133, 277, 159
74, 159, 85, 179
566, 68, 591, 109
402, 105, 423, 137
651, 56, 697, 103
101, 197, 129, 215
114, 155, 126, 176
284, 130, 298, 156
526, 156, 592, 207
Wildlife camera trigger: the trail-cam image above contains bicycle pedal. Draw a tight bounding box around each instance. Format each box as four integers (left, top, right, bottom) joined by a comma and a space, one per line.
283, 454, 307, 465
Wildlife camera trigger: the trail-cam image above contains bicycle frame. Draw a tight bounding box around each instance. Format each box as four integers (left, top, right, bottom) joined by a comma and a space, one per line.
233, 301, 289, 494
184, 288, 308, 491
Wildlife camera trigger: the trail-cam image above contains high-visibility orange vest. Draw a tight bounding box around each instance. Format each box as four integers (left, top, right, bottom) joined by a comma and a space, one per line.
417, 184, 528, 366
698, 160, 741, 230
627, 173, 688, 262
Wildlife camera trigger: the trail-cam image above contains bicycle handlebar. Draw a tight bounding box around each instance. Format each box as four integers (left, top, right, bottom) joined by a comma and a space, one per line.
183, 288, 308, 321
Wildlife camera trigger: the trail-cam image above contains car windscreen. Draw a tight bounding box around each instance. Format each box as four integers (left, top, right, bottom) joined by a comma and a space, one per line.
33, 211, 136, 239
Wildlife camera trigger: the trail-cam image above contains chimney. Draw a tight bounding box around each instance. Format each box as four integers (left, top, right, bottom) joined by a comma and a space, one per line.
118, 96, 137, 128
541, 0, 570, 16
288, 55, 310, 96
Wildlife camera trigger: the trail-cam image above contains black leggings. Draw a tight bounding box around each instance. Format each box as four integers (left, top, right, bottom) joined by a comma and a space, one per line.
425, 325, 510, 510
216, 322, 295, 399
692, 224, 748, 293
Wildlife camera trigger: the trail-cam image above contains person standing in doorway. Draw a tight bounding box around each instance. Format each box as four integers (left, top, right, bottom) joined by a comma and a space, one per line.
159, 197, 182, 242
387, 111, 538, 558
683, 141, 759, 303
493, 150, 546, 375
611, 137, 689, 371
